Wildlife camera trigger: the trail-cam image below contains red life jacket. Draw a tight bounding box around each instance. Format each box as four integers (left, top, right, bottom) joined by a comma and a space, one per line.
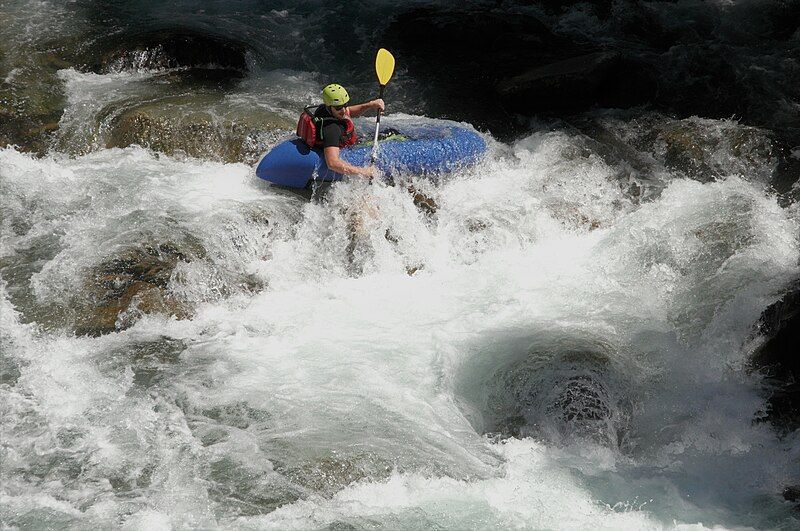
296, 105, 358, 149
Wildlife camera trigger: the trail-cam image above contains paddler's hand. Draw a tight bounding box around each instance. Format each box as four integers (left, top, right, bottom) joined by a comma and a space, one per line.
372, 99, 385, 112
361, 165, 376, 183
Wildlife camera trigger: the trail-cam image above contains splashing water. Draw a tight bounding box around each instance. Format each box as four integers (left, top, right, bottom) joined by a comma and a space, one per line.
2, 0, 800, 526
2, 107, 799, 528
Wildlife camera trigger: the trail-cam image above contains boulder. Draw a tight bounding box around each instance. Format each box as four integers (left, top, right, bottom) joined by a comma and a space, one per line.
750, 281, 800, 434
106, 94, 293, 163
496, 52, 657, 112
578, 113, 778, 187
383, 6, 582, 137
88, 29, 250, 77
656, 120, 776, 183
382, 6, 665, 135
655, 44, 746, 121
75, 243, 195, 337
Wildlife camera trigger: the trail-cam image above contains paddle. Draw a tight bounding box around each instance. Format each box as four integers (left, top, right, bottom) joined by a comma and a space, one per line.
370, 48, 396, 164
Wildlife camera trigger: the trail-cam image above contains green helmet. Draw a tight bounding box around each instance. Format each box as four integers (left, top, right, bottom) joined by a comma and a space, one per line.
322, 83, 350, 107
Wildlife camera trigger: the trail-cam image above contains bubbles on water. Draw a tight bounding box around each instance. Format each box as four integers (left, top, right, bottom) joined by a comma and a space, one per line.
3, 101, 800, 527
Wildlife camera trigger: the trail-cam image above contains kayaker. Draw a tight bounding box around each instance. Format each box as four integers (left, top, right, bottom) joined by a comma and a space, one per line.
297, 83, 384, 178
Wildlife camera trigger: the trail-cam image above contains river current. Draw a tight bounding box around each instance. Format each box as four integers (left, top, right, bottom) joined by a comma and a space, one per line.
2, 1, 800, 529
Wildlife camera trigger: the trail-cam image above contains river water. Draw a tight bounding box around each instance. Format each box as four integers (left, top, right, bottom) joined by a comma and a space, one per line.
2, 1, 800, 529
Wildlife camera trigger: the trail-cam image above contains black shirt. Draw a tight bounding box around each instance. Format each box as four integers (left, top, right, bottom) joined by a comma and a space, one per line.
313, 105, 347, 149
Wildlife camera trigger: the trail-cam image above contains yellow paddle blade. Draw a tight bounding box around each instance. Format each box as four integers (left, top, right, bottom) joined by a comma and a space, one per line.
375, 48, 395, 86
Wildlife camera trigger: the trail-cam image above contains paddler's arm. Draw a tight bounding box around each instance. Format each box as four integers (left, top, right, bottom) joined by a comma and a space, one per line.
324, 146, 374, 178
347, 99, 385, 118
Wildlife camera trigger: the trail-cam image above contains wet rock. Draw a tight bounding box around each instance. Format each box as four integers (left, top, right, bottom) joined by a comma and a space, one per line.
90, 29, 250, 77
535, 0, 614, 20
384, 7, 580, 136
381, 2, 800, 145
202, 402, 271, 431
208, 456, 299, 517
581, 113, 778, 186
385, 6, 657, 132
75, 243, 196, 337
608, 1, 689, 51
120, 337, 187, 389
106, 94, 293, 163
408, 185, 438, 216
750, 281, 800, 434
386, 6, 575, 76
657, 44, 746, 120
772, 142, 800, 204
784, 485, 800, 504
273, 453, 392, 498
496, 52, 657, 112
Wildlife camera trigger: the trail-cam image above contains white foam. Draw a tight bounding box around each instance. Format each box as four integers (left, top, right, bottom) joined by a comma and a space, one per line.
1, 114, 798, 528
242, 438, 693, 530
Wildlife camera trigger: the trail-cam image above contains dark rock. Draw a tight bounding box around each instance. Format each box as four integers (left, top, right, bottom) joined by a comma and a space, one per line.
383, 6, 583, 137
496, 52, 657, 112
772, 143, 800, 204
90, 29, 250, 78
575, 112, 779, 189
383, 6, 664, 136
535, 1, 614, 20
784, 485, 800, 503
656, 44, 746, 120
750, 281, 800, 434
723, 1, 800, 43
608, 1, 688, 51
379, 2, 800, 146
496, 52, 617, 108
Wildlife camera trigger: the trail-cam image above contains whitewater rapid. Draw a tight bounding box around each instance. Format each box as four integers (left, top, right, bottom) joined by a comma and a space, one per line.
2, 102, 799, 528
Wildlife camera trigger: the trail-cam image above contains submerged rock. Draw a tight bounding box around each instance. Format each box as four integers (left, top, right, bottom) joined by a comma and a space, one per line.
0, 352, 21, 386
207, 456, 296, 517
482, 345, 631, 450
122, 337, 187, 389
75, 242, 196, 337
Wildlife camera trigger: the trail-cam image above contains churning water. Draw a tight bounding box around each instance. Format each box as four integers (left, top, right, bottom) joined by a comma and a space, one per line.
2, 0, 800, 529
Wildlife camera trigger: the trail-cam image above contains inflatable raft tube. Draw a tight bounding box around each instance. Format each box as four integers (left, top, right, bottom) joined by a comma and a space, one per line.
255, 122, 486, 188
